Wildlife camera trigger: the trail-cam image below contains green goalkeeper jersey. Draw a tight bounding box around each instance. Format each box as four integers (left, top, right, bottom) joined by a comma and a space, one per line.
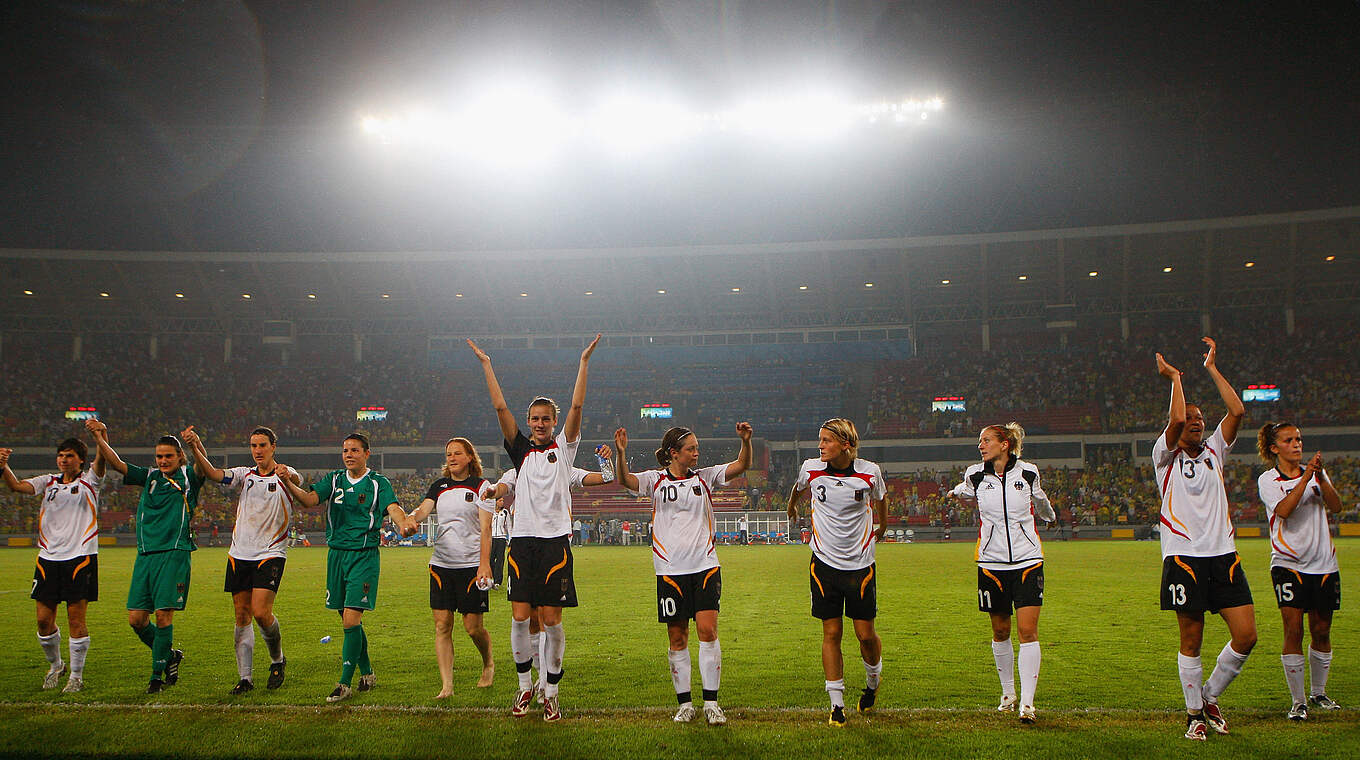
125, 463, 204, 554
310, 468, 397, 550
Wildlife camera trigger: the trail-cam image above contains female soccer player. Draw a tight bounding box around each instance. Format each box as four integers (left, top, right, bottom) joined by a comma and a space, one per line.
276, 433, 413, 703
181, 425, 298, 695
786, 419, 887, 726
949, 423, 1054, 724
612, 422, 753, 725
87, 420, 203, 693
404, 437, 496, 698
468, 334, 600, 722
0, 434, 106, 692
1256, 422, 1343, 719
1152, 338, 1253, 741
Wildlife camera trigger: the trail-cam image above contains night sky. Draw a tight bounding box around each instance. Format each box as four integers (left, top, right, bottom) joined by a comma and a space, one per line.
2, 0, 1357, 252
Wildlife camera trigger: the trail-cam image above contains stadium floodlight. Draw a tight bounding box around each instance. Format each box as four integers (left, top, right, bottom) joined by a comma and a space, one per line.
23, 289, 33, 295
1162, 266, 1173, 273
1088, 271, 1098, 277
798, 285, 809, 290
657, 289, 666, 294
864, 282, 874, 288
1244, 261, 1255, 268
307, 293, 317, 299
584, 291, 593, 296
941, 279, 950, 285
242, 293, 252, 299
588, 94, 699, 155
99, 292, 110, 297
1326, 255, 1336, 261
730, 287, 741, 292
1017, 275, 1028, 281
175, 293, 185, 298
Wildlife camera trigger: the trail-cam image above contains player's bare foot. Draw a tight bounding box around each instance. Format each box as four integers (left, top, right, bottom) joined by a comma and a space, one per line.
434, 688, 453, 699
477, 665, 494, 688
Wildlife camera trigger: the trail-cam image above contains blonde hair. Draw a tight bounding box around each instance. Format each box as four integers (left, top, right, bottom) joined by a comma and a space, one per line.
1257, 422, 1296, 464
819, 418, 860, 458
982, 422, 1025, 459
442, 437, 483, 479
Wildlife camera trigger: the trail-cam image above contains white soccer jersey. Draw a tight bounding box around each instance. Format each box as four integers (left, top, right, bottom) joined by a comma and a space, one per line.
424, 476, 495, 569
1153, 423, 1237, 559
796, 458, 886, 571
629, 464, 728, 576
1259, 468, 1339, 574
496, 466, 589, 538
220, 466, 298, 561
950, 457, 1054, 571
26, 469, 105, 561
504, 431, 579, 539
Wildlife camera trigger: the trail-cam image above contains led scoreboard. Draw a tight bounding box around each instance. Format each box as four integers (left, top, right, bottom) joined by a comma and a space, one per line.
357, 406, 389, 422
640, 403, 673, 419
64, 406, 100, 421
1242, 384, 1281, 402
931, 396, 966, 412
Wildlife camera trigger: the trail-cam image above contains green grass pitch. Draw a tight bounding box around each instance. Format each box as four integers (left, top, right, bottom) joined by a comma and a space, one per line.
1, 540, 1357, 758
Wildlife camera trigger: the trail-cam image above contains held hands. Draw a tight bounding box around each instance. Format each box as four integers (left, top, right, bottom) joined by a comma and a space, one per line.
399, 513, 419, 537
181, 426, 200, 448
1201, 336, 1218, 370
0, 448, 10, 468
466, 338, 490, 363
613, 427, 629, 453
581, 333, 602, 362
85, 418, 107, 438
735, 422, 753, 441
1155, 353, 1181, 380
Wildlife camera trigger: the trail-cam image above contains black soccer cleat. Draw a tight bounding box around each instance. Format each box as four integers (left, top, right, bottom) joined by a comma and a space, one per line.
266, 658, 286, 690
857, 686, 877, 712
146, 678, 166, 694
164, 649, 184, 686
230, 678, 254, 695
828, 705, 847, 726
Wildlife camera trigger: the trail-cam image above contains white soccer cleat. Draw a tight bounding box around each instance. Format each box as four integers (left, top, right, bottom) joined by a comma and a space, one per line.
62, 675, 83, 693
996, 694, 1017, 712
512, 688, 533, 717
673, 703, 696, 723
1018, 705, 1036, 724
325, 684, 353, 703
703, 702, 727, 726
1201, 700, 1228, 735
43, 663, 68, 690
1183, 716, 1207, 741
1287, 702, 1308, 721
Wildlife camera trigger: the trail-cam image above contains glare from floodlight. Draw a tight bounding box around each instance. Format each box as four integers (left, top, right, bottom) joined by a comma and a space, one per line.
23, 289, 33, 295
1017, 275, 1027, 281
1326, 255, 1336, 261
1162, 266, 1173, 273
1088, 271, 1098, 277
798, 285, 809, 290
99, 292, 110, 297
175, 293, 185, 298
1244, 261, 1255, 268
589, 94, 698, 155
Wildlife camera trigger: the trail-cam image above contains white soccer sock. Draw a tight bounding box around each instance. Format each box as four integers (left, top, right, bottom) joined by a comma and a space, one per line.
1177, 653, 1204, 711
542, 623, 565, 698
259, 616, 283, 663
668, 648, 692, 702
1308, 648, 1333, 697
991, 639, 1015, 697
510, 619, 534, 690
863, 656, 882, 691
698, 639, 721, 702
531, 631, 543, 674
1203, 641, 1249, 701
38, 629, 62, 669
825, 679, 845, 709
1281, 653, 1306, 704
69, 636, 90, 679
1018, 641, 1040, 709
234, 624, 255, 681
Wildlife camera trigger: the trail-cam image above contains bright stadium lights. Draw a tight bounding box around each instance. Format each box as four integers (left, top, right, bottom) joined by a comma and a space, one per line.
798, 285, 808, 290
864, 282, 874, 288
941, 279, 951, 285
242, 293, 252, 299
455, 293, 463, 298
23, 289, 34, 295
1325, 255, 1336, 261
519, 292, 528, 297
584, 291, 593, 296
1244, 261, 1255, 268
175, 292, 185, 298
589, 94, 699, 155
1017, 275, 1028, 281
381, 293, 391, 298
656, 289, 666, 294
730, 287, 741, 292
1088, 271, 1098, 277
307, 293, 317, 299
1162, 266, 1173, 273
99, 292, 110, 297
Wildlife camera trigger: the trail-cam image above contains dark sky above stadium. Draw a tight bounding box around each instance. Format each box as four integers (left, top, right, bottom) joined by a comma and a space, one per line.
2, 1, 1357, 252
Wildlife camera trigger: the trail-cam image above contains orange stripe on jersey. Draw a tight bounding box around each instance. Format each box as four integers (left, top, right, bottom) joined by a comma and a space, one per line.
652, 533, 668, 555
809, 561, 825, 596
859, 566, 875, 598
544, 550, 569, 585
72, 555, 90, 580
1276, 527, 1300, 560
662, 575, 684, 598
36, 509, 46, 550
429, 567, 442, 590
1164, 492, 1191, 538
1228, 554, 1241, 583
980, 568, 1002, 591
702, 567, 719, 590
1021, 562, 1042, 583
1173, 556, 1197, 583
270, 520, 290, 547
83, 492, 98, 543
35, 558, 47, 581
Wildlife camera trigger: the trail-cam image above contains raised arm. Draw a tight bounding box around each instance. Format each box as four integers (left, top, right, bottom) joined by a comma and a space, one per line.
1156, 353, 1186, 450
1200, 337, 1244, 445
275, 467, 320, 508
724, 422, 754, 482
180, 426, 226, 482
85, 419, 128, 476
612, 428, 640, 492
468, 338, 519, 444
563, 334, 601, 444
0, 449, 36, 494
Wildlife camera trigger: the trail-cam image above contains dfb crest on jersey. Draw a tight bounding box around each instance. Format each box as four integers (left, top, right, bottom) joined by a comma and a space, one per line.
547, 452, 558, 464
1014, 481, 1024, 490
268, 483, 277, 492
465, 492, 475, 502
692, 485, 702, 495
854, 490, 864, 501
358, 493, 367, 505
71, 485, 80, 495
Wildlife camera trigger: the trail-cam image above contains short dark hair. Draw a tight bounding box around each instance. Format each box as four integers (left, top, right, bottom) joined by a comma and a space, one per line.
57, 438, 88, 463
157, 435, 184, 453
250, 426, 277, 445
344, 433, 370, 451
